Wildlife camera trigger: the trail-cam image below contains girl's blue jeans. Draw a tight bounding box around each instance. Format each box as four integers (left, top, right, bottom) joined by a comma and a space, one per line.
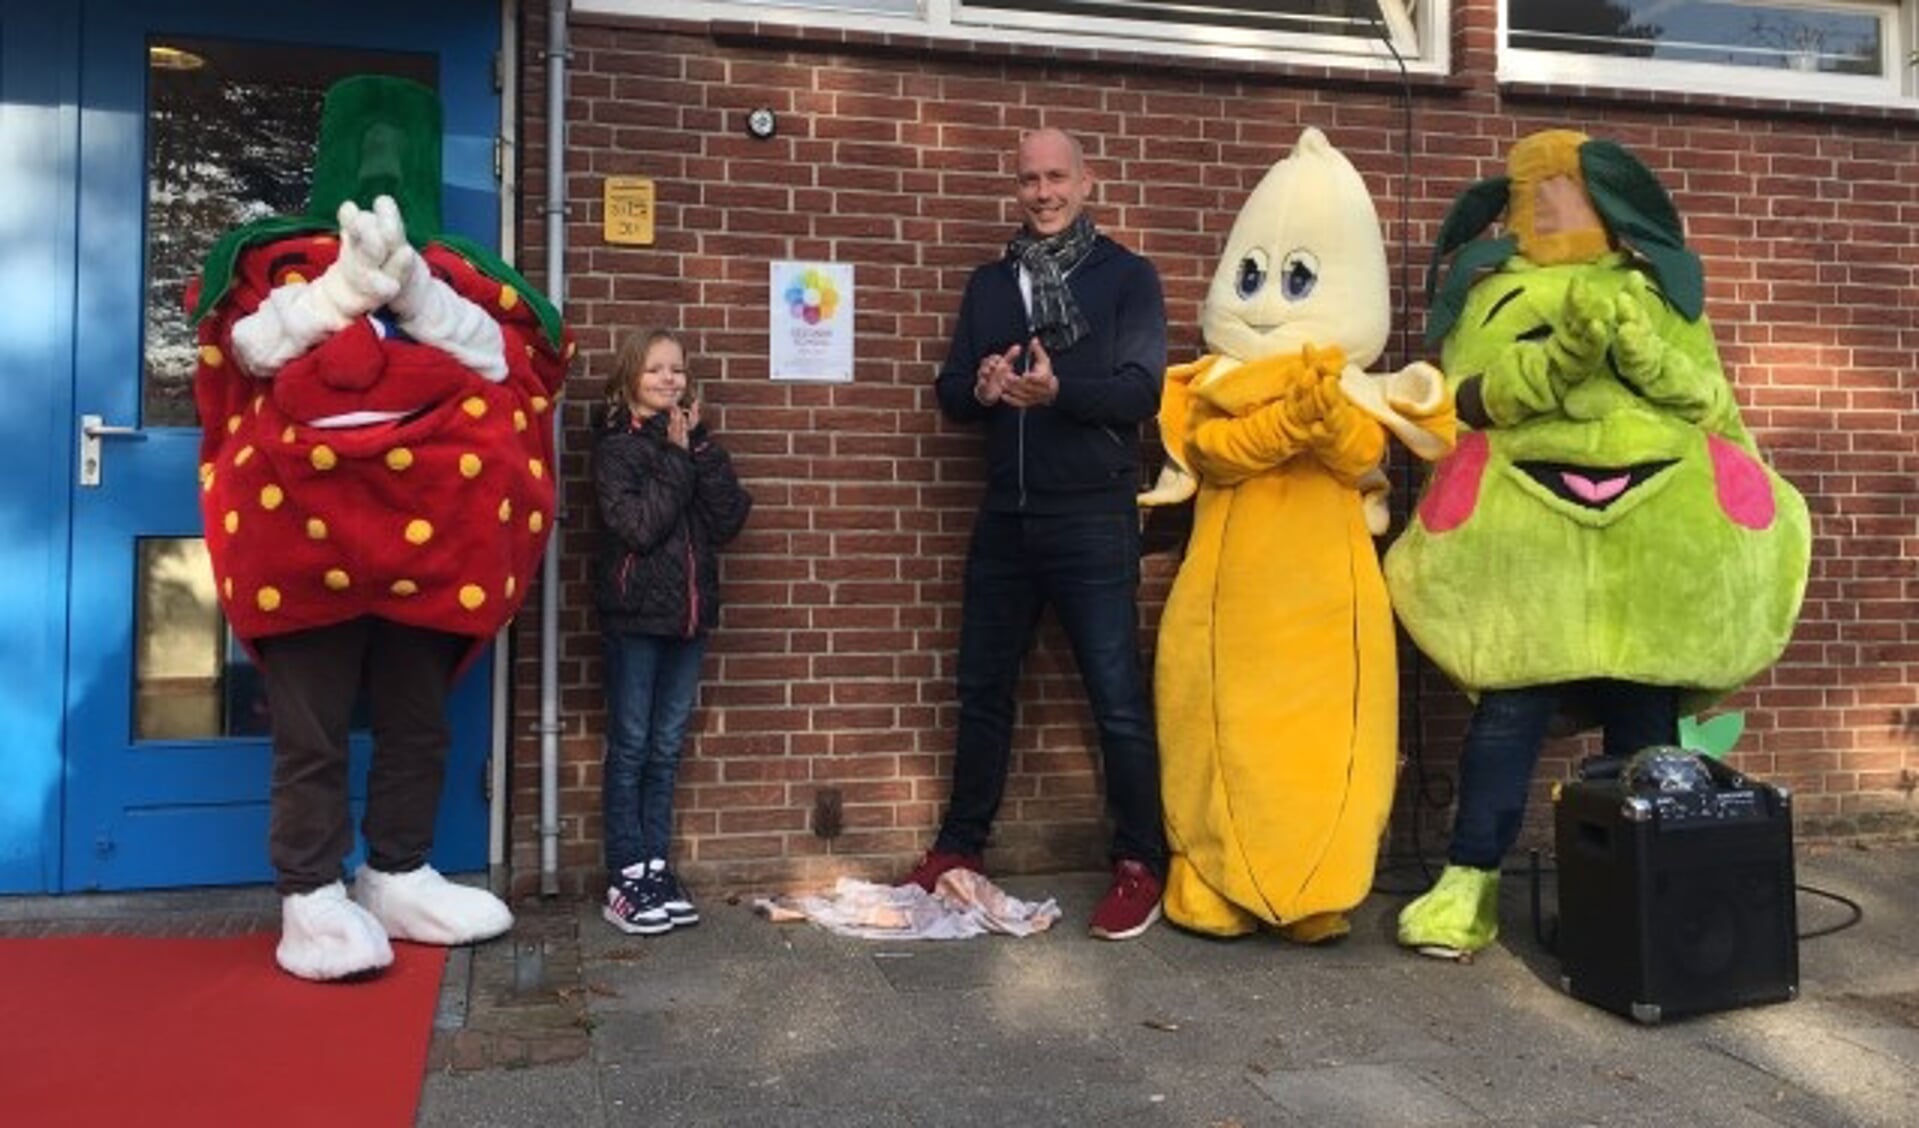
602, 631, 708, 875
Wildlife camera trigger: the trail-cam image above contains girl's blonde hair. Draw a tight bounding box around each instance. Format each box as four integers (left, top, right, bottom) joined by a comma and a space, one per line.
602, 328, 693, 418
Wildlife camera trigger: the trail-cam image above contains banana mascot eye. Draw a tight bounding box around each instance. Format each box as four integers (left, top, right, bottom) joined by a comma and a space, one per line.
1280, 249, 1319, 301
1233, 249, 1269, 299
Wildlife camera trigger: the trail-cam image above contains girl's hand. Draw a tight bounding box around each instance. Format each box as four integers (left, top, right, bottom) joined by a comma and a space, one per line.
667, 406, 691, 449
685, 399, 703, 433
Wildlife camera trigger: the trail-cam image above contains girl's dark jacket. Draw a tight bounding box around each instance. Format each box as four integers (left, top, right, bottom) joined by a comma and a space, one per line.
592, 405, 752, 638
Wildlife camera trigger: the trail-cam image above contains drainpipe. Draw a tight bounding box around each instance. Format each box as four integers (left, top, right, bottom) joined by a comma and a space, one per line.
489, 0, 522, 885
538, 0, 569, 897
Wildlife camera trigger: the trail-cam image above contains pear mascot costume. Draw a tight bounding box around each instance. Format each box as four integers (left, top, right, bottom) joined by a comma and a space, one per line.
189, 76, 572, 980
1140, 129, 1456, 941
1389, 131, 1810, 958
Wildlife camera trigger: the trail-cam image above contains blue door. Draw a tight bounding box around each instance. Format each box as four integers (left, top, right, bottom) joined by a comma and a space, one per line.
0, 0, 503, 892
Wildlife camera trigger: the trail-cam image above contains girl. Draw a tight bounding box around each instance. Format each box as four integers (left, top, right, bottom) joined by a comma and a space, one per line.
593, 329, 752, 934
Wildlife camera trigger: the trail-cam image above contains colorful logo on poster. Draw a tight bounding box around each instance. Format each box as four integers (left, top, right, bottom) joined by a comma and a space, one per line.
782, 267, 841, 326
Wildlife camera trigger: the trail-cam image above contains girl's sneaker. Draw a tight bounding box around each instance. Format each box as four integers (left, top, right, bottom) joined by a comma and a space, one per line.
604, 864, 671, 935
648, 858, 699, 927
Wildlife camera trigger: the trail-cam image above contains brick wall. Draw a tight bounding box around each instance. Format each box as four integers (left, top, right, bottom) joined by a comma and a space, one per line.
505, 4, 1919, 896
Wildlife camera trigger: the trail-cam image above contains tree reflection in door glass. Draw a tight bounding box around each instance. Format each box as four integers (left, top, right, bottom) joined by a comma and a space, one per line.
141, 37, 433, 427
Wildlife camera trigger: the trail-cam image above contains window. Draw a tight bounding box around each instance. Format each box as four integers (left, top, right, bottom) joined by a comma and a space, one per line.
1501, 1, 1917, 105
575, 1, 1443, 72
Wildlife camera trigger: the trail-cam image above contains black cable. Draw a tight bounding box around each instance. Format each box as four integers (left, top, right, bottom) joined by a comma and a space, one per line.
1794, 882, 1865, 940
1365, 7, 1451, 897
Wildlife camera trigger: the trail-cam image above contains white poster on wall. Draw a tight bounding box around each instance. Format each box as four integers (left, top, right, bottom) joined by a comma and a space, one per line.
770, 261, 854, 383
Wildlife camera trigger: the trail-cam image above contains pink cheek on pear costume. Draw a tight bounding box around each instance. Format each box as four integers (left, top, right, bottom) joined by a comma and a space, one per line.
1418, 430, 1489, 533
1709, 435, 1776, 530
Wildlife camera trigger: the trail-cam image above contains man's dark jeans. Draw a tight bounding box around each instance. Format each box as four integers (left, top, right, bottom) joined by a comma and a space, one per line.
1448, 679, 1679, 869
936, 509, 1167, 870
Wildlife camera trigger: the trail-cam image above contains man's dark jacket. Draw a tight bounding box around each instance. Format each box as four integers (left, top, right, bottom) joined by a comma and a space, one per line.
934, 235, 1166, 515
592, 406, 752, 638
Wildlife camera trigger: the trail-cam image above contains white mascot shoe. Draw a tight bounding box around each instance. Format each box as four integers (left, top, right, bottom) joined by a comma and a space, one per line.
278, 881, 395, 981
351, 863, 514, 946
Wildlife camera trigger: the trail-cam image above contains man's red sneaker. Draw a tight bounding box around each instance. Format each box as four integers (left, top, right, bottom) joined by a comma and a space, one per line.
1089, 859, 1162, 940
902, 849, 984, 893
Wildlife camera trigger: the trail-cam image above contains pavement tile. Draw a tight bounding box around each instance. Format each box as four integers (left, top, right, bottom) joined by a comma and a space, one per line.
1250, 1061, 1483, 1124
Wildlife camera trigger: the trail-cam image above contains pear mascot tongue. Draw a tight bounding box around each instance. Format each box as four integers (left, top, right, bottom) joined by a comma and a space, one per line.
1387, 130, 1810, 959
189, 76, 572, 981
1141, 128, 1456, 941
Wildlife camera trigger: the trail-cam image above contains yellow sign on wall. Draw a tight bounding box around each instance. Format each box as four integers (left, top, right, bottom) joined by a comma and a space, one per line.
603, 176, 655, 245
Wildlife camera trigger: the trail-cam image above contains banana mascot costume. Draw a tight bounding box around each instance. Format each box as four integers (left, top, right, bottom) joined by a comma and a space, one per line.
1140, 129, 1455, 941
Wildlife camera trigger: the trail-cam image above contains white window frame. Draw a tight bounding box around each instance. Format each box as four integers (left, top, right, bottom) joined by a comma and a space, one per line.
573, 1, 1449, 76
1499, 0, 1918, 107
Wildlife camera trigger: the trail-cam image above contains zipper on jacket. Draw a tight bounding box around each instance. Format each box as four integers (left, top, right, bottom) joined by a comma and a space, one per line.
1017, 409, 1028, 509
618, 553, 634, 599
683, 538, 700, 639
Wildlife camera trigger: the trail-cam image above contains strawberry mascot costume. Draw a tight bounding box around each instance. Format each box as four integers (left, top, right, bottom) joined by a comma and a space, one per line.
189, 75, 571, 980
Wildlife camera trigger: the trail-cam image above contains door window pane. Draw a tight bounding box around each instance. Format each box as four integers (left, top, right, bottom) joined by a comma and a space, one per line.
133, 537, 262, 738
142, 37, 435, 427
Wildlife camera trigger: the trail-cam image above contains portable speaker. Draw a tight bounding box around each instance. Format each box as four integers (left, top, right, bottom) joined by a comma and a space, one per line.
1553, 756, 1798, 1024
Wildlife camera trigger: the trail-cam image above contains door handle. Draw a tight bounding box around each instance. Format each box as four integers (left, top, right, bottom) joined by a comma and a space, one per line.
78, 413, 148, 487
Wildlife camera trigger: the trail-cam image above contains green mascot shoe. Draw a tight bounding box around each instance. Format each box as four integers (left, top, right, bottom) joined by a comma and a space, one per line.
1397, 865, 1499, 959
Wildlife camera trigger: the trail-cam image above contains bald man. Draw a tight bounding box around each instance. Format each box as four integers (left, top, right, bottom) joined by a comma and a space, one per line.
911, 128, 1170, 940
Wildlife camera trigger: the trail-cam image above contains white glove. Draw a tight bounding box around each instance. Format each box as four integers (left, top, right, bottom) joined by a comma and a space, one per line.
228, 200, 397, 378
373, 195, 508, 382
310, 200, 401, 327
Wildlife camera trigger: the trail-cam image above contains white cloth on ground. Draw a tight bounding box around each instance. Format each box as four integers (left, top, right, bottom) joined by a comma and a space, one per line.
757, 868, 1060, 940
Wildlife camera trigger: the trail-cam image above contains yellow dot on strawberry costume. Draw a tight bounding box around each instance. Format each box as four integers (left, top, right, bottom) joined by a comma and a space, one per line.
513, 410, 528, 433
234, 445, 255, 467
259, 485, 283, 510
324, 569, 350, 591
222, 577, 232, 600
532, 396, 550, 415
459, 584, 486, 611
223, 510, 240, 534
311, 445, 336, 471
459, 453, 482, 479
251, 395, 264, 415
497, 499, 512, 523
504, 575, 517, 599
306, 517, 328, 540
386, 447, 414, 472
404, 519, 434, 545
225, 415, 242, 435
528, 459, 545, 479
392, 579, 418, 596
202, 468, 216, 493
285, 270, 308, 285
498, 285, 519, 311
462, 397, 487, 419
256, 586, 281, 612
199, 462, 214, 485
199, 345, 224, 368
281, 425, 296, 444
565, 340, 577, 361
528, 511, 545, 534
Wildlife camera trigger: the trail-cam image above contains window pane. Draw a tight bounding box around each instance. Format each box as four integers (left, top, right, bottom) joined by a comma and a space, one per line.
142, 38, 436, 428
133, 537, 273, 739
966, 0, 1392, 41
1509, 1, 1884, 76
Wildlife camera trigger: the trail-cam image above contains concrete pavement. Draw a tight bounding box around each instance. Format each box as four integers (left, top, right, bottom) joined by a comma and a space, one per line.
418, 841, 1919, 1127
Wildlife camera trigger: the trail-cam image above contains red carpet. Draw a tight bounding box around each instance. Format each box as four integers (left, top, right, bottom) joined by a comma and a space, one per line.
0, 933, 445, 1128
